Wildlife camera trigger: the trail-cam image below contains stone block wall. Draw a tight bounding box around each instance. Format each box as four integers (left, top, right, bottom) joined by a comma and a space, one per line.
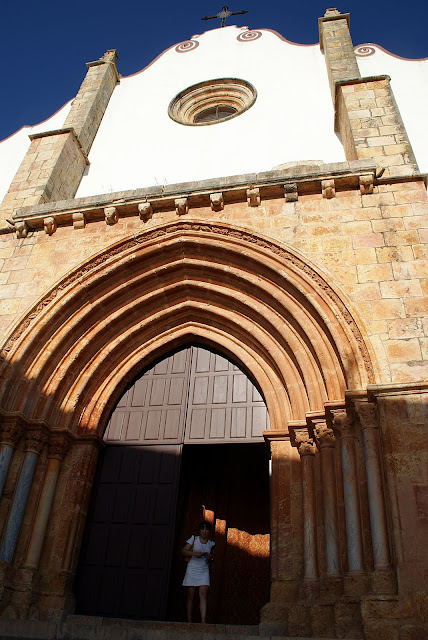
338, 79, 418, 177
0, 8, 427, 638
1, 177, 426, 384
0, 131, 87, 226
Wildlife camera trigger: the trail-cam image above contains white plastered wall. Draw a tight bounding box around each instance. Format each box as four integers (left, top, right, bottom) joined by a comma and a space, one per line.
75, 26, 345, 197
1, 31, 427, 205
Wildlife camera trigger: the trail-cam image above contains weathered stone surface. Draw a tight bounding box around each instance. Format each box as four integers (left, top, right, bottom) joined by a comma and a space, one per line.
0, 9, 426, 639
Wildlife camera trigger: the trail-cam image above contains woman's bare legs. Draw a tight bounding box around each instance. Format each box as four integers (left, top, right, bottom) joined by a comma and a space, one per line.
199, 585, 209, 623
186, 587, 196, 622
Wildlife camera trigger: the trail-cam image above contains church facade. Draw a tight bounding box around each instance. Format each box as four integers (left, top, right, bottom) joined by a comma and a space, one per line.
0, 8, 427, 639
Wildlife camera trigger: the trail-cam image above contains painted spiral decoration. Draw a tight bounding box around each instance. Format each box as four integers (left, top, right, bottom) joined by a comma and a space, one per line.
237, 30, 262, 42
175, 40, 199, 53
354, 46, 376, 57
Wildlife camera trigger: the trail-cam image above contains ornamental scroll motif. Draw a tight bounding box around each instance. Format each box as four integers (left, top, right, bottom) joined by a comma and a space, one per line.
237, 30, 262, 42
175, 40, 199, 53
0, 221, 374, 382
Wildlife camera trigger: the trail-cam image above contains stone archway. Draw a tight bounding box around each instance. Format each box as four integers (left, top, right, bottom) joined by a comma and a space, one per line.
0, 221, 377, 620
75, 344, 271, 623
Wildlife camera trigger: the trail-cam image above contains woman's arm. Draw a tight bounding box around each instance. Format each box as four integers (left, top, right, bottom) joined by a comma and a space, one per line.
206, 543, 215, 560
182, 541, 203, 558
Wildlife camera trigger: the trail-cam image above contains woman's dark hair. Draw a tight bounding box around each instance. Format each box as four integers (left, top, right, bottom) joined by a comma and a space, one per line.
199, 521, 212, 531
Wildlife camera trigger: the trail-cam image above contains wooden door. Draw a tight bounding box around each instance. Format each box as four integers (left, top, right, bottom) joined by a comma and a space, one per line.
75, 345, 269, 620
75, 444, 182, 619
185, 347, 269, 443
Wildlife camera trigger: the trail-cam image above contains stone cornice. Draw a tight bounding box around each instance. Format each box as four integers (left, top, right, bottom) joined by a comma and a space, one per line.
4, 160, 379, 235
367, 381, 428, 399
263, 429, 290, 442
0, 409, 105, 448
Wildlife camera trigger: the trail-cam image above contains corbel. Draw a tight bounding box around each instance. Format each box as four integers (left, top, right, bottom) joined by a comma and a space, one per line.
72, 212, 86, 229
359, 173, 374, 195
210, 192, 224, 212
104, 206, 118, 225
247, 187, 260, 207
43, 216, 57, 235
284, 182, 298, 202
321, 178, 336, 199
305, 410, 327, 440
175, 197, 189, 216
15, 220, 29, 239
288, 420, 311, 447
138, 202, 153, 222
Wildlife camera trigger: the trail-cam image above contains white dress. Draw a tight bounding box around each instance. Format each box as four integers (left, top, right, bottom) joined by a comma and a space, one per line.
182, 536, 215, 586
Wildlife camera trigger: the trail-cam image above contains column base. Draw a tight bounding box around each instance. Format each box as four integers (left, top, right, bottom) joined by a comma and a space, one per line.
370, 567, 397, 594
299, 578, 320, 600
321, 575, 344, 599
311, 601, 336, 637
259, 601, 289, 636
335, 596, 364, 639
344, 571, 369, 597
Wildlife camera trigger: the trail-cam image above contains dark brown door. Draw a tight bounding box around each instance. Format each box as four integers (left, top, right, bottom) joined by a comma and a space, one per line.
75, 345, 269, 620
75, 444, 182, 619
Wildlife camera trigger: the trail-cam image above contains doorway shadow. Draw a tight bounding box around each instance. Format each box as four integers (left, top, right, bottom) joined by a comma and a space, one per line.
75, 443, 270, 625
168, 443, 270, 625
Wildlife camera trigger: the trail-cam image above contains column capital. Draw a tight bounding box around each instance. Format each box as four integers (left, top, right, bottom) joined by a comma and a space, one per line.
314, 420, 336, 448
295, 432, 317, 457
25, 430, 47, 455
331, 409, 354, 438
1, 421, 24, 447
354, 401, 378, 430
48, 434, 71, 460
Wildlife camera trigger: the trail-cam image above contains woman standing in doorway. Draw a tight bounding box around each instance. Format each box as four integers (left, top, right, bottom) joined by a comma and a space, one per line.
182, 521, 215, 623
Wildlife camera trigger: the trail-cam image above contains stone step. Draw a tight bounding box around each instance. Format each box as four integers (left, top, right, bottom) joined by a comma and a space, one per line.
0, 615, 361, 640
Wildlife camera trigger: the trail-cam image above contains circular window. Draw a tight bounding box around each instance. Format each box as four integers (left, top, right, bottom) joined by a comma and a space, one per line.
168, 78, 257, 126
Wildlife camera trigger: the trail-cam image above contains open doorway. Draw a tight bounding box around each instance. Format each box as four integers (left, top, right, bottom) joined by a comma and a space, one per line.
75, 345, 270, 623
168, 443, 270, 624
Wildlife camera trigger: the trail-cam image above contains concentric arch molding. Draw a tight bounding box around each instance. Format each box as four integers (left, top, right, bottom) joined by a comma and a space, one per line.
168, 78, 257, 126
0, 221, 374, 383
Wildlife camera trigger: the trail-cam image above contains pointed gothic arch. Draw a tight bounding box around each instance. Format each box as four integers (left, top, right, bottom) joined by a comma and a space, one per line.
0, 221, 377, 436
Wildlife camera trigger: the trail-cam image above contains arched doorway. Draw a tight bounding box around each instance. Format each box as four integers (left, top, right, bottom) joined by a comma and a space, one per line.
0, 221, 377, 623
75, 345, 270, 623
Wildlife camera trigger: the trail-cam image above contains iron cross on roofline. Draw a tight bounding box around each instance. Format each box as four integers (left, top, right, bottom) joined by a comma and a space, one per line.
202, 5, 248, 27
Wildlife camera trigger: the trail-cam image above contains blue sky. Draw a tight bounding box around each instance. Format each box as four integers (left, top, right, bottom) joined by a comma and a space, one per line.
1, 0, 427, 141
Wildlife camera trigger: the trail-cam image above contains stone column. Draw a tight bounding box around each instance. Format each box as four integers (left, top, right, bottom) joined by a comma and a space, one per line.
314, 420, 341, 578
23, 435, 70, 569
295, 433, 318, 584
318, 8, 360, 100
259, 435, 301, 636
0, 430, 45, 563
332, 409, 364, 575
318, 8, 418, 178
0, 422, 23, 499
63, 49, 119, 157
355, 402, 391, 570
